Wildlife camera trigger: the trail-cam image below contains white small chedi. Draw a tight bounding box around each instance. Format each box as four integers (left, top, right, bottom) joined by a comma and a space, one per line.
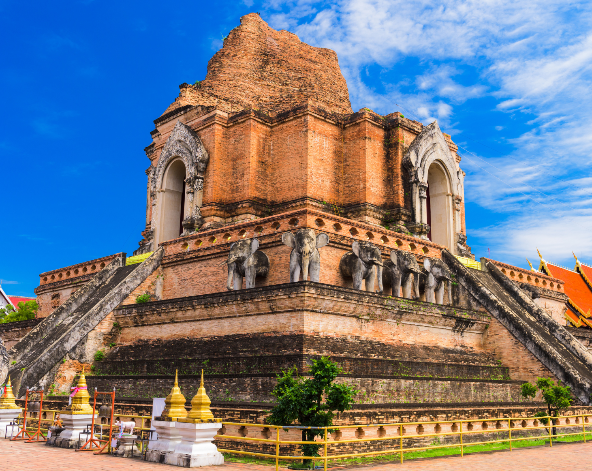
148, 370, 223, 468
0, 377, 22, 438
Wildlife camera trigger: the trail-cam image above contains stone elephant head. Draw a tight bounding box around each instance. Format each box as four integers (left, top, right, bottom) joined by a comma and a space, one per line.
423, 257, 451, 304
221, 238, 269, 290
282, 228, 329, 282
383, 249, 421, 299
339, 240, 384, 293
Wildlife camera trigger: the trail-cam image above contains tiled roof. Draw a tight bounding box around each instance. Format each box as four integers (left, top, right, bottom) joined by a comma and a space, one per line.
545, 263, 592, 317
541, 257, 592, 329
8, 296, 36, 308
577, 262, 592, 290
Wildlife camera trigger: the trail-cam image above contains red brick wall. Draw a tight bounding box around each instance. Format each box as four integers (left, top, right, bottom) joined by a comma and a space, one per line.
484, 316, 556, 383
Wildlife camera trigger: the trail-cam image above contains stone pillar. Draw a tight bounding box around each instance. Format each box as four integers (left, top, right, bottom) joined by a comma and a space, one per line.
0, 377, 22, 438
418, 182, 428, 225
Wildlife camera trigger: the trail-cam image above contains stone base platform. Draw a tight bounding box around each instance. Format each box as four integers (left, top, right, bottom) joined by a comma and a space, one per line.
165, 451, 224, 468
0, 408, 22, 438
45, 413, 96, 449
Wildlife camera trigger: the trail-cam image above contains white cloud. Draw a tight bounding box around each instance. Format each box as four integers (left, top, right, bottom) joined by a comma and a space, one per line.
262, 0, 592, 262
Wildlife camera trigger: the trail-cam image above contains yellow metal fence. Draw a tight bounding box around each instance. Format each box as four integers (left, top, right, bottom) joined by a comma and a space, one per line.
216, 413, 592, 470
14, 410, 153, 438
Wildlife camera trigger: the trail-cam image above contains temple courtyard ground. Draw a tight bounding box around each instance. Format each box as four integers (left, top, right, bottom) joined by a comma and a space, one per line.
2, 439, 592, 470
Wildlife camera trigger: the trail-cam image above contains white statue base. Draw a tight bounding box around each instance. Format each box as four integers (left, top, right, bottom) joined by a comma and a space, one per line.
164, 421, 224, 468
114, 434, 138, 457
52, 413, 96, 448
0, 408, 22, 438
146, 419, 183, 463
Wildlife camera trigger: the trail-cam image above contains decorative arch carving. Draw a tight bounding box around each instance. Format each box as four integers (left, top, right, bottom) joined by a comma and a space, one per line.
151, 121, 209, 196
150, 121, 210, 245
403, 121, 463, 195
403, 121, 466, 254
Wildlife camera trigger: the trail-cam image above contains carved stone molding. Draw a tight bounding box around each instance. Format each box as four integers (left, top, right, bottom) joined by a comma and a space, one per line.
150, 121, 209, 196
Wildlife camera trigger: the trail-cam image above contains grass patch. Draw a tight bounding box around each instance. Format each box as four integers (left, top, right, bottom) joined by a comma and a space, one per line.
223, 433, 591, 468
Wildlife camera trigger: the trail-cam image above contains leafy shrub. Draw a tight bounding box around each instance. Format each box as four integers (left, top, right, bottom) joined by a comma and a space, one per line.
0, 300, 38, 324
94, 350, 105, 362
521, 377, 572, 435
135, 293, 151, 304
267, 357, 357, 467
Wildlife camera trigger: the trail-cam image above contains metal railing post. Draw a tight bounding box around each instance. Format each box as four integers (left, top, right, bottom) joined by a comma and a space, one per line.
583, 415, 586, 443
323, 427, 328, 471
399, 424, 403, 464
460, 421, 463, 457
549, 417, 552, 447
275, 426, 280, 471
508, 419, 512, 451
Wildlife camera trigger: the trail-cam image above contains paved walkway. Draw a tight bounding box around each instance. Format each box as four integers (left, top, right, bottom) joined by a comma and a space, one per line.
2, 439, 592, 470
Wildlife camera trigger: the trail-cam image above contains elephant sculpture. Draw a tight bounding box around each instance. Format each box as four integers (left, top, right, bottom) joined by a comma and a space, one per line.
221, 238, 269, 290
382, 249, 422, 299
423, 257, 451, 304
339, 241, 384, 293
281, 229, 329, 282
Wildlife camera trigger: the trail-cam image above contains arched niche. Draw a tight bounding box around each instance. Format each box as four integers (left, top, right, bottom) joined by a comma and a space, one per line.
427, 161, 453, 249
403, 121, 466, 254
159, 159, 187, 243
146, 121, 210, 249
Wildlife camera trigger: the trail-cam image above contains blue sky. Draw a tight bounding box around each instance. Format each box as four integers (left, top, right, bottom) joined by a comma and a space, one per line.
2, 0, 591, 297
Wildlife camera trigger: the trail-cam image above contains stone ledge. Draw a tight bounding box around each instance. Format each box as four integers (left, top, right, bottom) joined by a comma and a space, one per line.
114, 281, 489, 330
0, 318, 42, 333
86, 372, 521, 384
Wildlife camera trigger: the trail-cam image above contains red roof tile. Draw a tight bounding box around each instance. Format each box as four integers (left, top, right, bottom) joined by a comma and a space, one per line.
578, 263, 592, 290
8, 296, 36, 308
546, 264, 592, 318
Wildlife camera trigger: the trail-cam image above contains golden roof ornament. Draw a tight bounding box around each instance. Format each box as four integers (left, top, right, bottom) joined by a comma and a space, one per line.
160, 370, 187, 420
180, 370, 221, 423
0, 377, 20, 409
526, 258, 535, 272
65, 367, 94, 415
536, 248, 550, 275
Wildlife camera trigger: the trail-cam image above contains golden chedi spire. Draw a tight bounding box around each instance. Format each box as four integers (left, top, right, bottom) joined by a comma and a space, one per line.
160, 370, 188, 421
180, 370, 220, 423
0, 377, 20, 409
66, 367, 94, 415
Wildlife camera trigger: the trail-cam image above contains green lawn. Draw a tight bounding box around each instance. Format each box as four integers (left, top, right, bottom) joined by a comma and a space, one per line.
222, 433, 591, 468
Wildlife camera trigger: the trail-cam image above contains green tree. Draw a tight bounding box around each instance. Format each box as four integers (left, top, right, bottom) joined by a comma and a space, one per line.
267, 357, 357, 469
0, 300, 38, 324
521, 377, 572, 436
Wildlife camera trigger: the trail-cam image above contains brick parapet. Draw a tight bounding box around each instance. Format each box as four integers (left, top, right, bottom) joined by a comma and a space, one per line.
160, 208, 445, 262
36, 253, 125, 290
483, 258, 564, 294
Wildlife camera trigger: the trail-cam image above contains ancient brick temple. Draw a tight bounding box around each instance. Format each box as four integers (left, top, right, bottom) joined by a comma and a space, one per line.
4, 13, 592, 430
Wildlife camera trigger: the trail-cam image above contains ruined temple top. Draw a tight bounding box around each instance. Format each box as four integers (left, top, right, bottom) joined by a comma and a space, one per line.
161, 13, 353, 117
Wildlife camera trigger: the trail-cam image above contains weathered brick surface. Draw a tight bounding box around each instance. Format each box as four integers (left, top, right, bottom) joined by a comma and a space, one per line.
0, 319, 41, 349
484, 316, 557, 383
163, 13, 352, 116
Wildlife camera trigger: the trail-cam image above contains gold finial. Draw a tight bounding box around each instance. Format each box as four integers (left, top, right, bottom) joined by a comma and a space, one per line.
181, 369, 218, 423
526, 258, 535, 271
537, 248, 543, 259
160, 370, 187, 420
0, 376, 19, 409
66, 367, 94, 414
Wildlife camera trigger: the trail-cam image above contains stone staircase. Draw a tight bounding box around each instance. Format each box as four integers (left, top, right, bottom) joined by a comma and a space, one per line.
442, 251, 592, 404
7, 248, 164, 397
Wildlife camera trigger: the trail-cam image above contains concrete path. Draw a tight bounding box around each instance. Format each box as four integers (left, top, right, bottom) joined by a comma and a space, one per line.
2, 439, 592, 470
